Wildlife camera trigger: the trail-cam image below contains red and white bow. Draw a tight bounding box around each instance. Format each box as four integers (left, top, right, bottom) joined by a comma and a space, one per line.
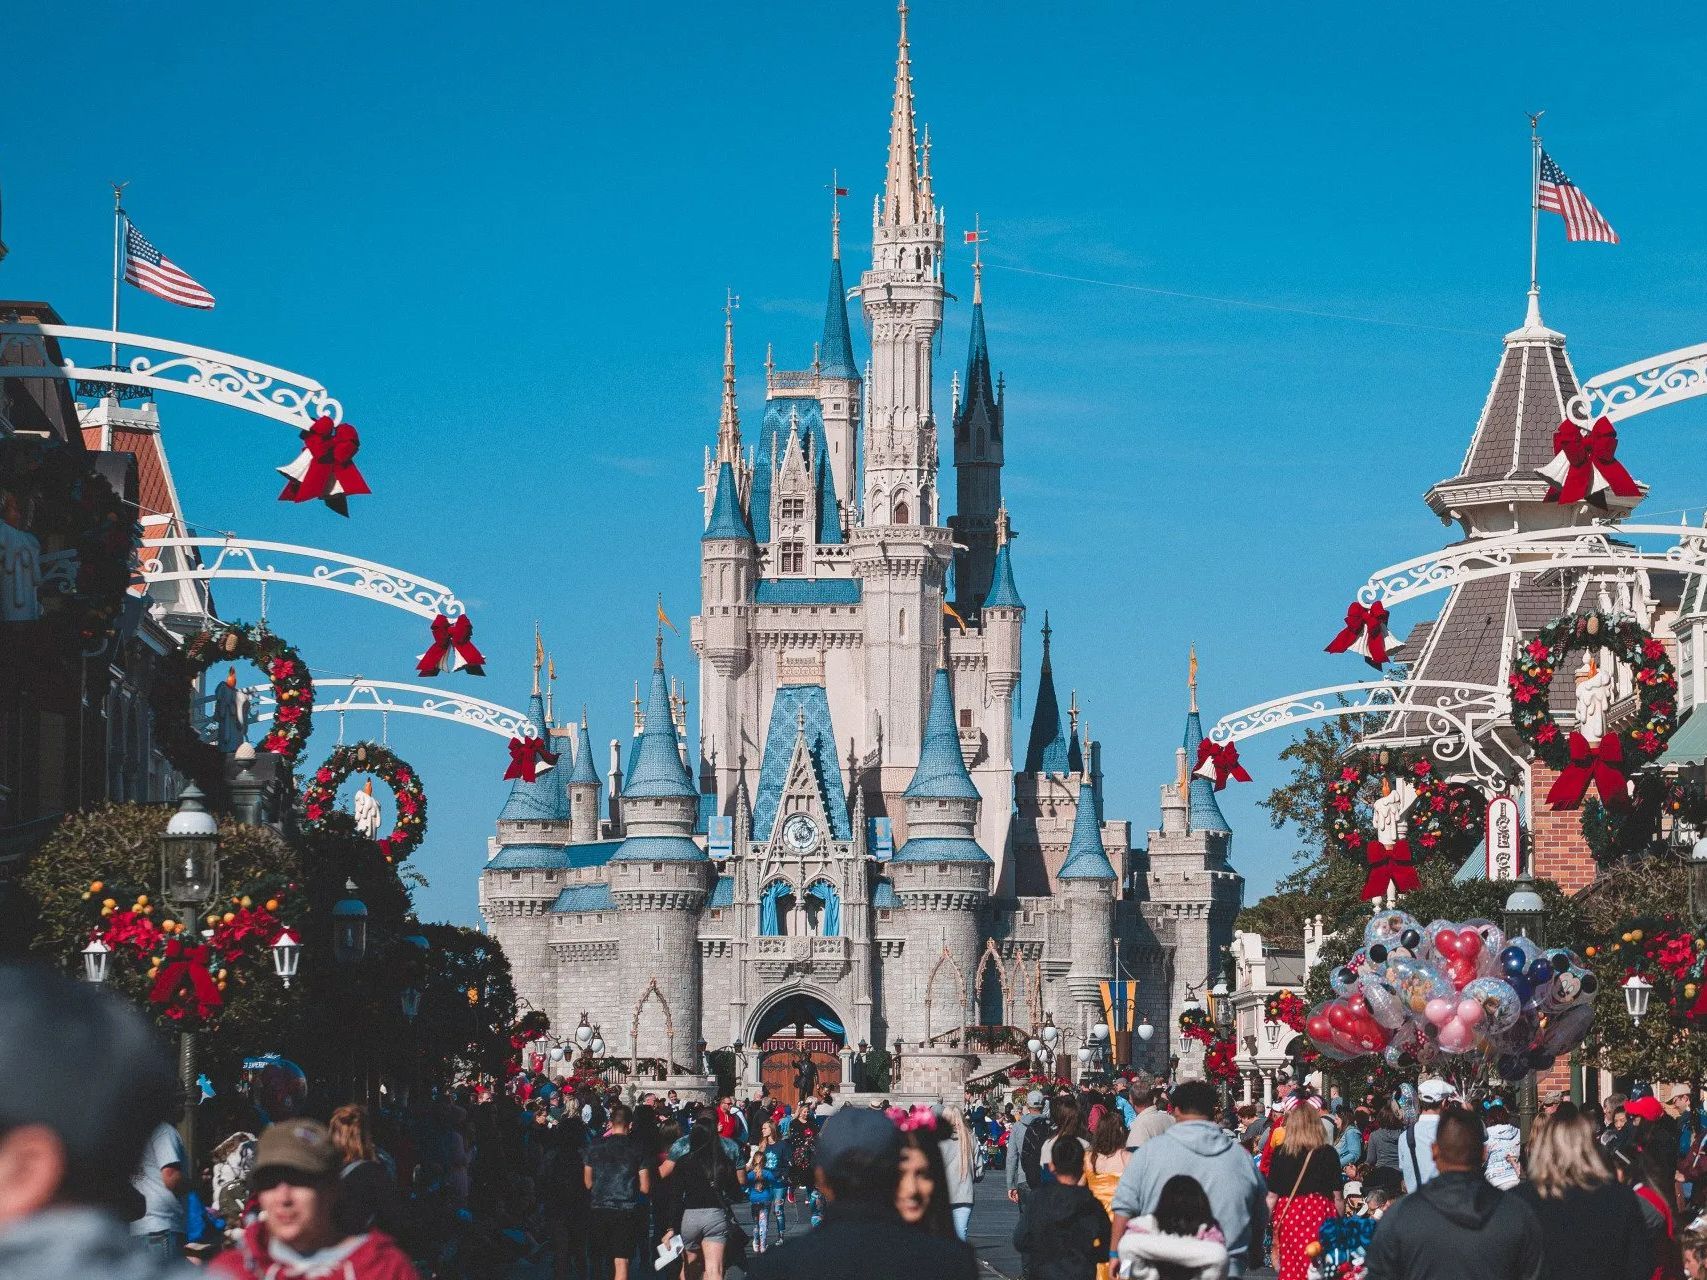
1325, 601, 1390, 668
1193, 739, 1251, 791
417, 614, 486, 677
1537, 418, 1642, 507
1545, 731, 1630, 810
503, 735, 559, 783
277, 416, 371, 516
1361, 839, 1419, 902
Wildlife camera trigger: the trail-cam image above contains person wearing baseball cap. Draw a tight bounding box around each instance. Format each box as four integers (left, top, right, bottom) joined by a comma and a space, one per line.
208, 1119, 419, 1279
746, 1108, 977, 1279
0, 963, 196, 1280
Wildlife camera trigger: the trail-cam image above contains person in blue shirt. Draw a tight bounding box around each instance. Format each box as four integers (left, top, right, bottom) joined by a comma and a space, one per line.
744, 1119, 788, 1252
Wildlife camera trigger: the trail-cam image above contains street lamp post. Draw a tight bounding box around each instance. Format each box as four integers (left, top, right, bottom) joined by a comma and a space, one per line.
1136, 1018, 1154, 1073
331, 880, 369, 1101
1503, 879, 1548, 1139
160, 785, 221, 1174
1211, 980, 1234, 1120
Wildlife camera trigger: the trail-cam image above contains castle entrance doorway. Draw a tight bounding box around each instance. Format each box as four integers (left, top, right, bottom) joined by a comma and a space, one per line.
753, 994, 844, 1107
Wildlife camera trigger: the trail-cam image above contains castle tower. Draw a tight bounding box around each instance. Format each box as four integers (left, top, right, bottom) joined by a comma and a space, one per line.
1058, 778, 1116, 1022
888, 667, 991, 1045
1024, 615, 1070, 774
566, 709, 602, 843
496, 639, 568, 840
950, 252, 1005, 612
859, 0, 944, 529
608, 639, 711, 1067
1143, 656, 1242, 1076
820, 196, 862, 520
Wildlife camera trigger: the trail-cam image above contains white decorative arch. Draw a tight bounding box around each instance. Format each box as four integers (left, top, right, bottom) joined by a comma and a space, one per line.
924, 946, 973, 1043
1570, 340, 1707, 425
235, 678, 537, 739
0, 322, 341, 430
141, 537, 466, 621
1207, 679, 1521, 792
1353, 523, 1707, 610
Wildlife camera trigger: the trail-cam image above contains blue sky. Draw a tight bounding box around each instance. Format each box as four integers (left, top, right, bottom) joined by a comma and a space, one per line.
8, 1, 1707, 924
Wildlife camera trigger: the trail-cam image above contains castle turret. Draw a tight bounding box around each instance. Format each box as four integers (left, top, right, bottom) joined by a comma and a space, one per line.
566, 709, 602, 843
981, 506, 1024, 813
497, 639, 568, 839
819, 197, 862, 519
889, 667, 991, 1044
1059, 779, 1116, 1013
950, 252, 1004, 611
608, 640, 710, 1068
1024, 615, 1070, 774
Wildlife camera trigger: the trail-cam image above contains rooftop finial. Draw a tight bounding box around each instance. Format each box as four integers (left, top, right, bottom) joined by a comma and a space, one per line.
1188, 644, 1199, 713
718, 290, 741, 464
546, 652, 557, 721
969, 212, 984, 305
1041, 610, 1052, 656
829, 167, 844, 260
883, 0, 922, 227
1068, 688, 1079, 739
532, 622, 543, 695
581, 703, 589, 730
995, 503, 1010, 547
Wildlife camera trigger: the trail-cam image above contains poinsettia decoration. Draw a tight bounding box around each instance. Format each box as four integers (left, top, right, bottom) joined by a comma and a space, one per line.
300, 741, 428, 862
78, 874, 298, 1028
1264, 989, 1308, 1033
1178, 1007, 1215, 1043
1203, 1037, 1240, 1084
1585, 914, 1707, 1023
1509, 610, 1676, 809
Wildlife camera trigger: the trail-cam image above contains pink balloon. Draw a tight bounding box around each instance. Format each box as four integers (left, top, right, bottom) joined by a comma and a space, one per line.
1424, 997, 1455, 1027
1456, 998, 1485, 1027
1438, 1020, 1474, 1054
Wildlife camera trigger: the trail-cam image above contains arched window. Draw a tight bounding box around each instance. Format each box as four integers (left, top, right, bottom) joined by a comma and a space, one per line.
760, 880, 794, 937
898, 608, 908, 640
893, 498, 910, 525
805, 880, 841, 936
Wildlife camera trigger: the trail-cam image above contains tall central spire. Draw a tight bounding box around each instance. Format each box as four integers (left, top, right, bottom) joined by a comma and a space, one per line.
883, 1, 923, 228
717, 290, 741, 465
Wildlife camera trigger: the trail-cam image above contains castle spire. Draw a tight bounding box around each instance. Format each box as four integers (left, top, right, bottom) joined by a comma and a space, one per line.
717, 290, 741, 465
531, 623, 543, 697
1025, 613, 1070, 774
882, 0, 923, 228
820, 176, 859, 381
1189, 644, 1198, 714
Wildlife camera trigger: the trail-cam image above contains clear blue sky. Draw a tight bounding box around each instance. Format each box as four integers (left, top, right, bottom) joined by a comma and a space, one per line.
8, 1, 1707, 925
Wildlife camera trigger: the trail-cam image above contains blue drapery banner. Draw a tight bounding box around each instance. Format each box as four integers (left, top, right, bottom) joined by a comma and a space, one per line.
807, 880, 841, 936
760, 880, 789, 936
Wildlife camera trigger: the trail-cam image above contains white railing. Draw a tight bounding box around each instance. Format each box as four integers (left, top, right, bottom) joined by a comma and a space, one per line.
237, 678, 537, 740
1572, 341, 1707, 425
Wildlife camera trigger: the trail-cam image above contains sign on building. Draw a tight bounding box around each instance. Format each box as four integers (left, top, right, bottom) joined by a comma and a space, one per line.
708, 815, 734, 862
1485, 796, 1521, 880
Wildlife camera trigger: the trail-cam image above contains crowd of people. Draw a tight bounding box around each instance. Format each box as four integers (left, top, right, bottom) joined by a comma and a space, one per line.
11, 958, 1707, 1280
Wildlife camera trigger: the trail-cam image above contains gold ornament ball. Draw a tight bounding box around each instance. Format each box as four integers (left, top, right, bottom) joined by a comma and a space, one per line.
239, 896, 252, 909
222, 912, 235, 924
89, 880, 103, 893
265, 899, 279, 912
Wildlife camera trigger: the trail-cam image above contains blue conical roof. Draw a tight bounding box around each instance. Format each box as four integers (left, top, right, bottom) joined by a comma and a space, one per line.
500, 687, 568, 821
984, 539, 1023, 609
567, 716, 600, 787
1067, 728, 1085, 775
703, 462, 752, 541
1024, 621, 1069, 774
905, 668, 980, 799
1181, 710, 1232, 835
623, 651, 697, 799
1059, 783, 1117, 881
821, 254, 859, 381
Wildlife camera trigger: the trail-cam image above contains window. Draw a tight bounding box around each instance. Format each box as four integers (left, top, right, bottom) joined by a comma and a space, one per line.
959, 709, 972, 729
780, 542, 805, 573
779, 497, 806, 521
893, 499, 910, 525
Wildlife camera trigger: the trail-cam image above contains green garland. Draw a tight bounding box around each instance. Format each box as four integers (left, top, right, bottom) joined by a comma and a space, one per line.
1582, 777, 1707, 868
302, 742, 427, 863
1326, 750, 1480, 874
1509, 610, 1677, 768
152, 622, 316, 795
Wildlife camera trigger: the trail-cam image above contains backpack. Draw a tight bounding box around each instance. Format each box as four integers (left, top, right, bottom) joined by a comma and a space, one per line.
1020, 1118, 1055, 1190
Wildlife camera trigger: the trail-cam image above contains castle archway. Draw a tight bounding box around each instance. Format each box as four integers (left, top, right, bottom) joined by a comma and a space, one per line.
747, 990, 846, 1106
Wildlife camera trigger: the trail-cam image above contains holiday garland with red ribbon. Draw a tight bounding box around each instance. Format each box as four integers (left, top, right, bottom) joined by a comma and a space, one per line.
1178, 1008, 1240, 1082
1584, 914, 1707, 1024
79, 874, 298, 1027
301, 741, 428, 863
152, 623, 316, 794
1509, 611, 1676, 810
1264, 989, 1308, 1033
1326, 752, 1479, 900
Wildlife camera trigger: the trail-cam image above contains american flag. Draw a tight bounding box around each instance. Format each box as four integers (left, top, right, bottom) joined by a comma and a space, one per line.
123, 222, 216, 309
1538, 151, 1618, 245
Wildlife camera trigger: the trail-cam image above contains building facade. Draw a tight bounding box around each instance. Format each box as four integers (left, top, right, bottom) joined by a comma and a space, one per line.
479, 5, 1242, 1095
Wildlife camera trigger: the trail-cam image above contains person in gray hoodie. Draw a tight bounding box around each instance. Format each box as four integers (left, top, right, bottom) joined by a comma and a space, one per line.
0, 964, 198, 1280
1109, 1081, 1268, 1277
1365, 1109, 1543, 1280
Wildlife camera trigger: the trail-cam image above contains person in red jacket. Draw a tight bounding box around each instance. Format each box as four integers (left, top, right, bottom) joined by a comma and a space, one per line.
210, 1118, 420, 1280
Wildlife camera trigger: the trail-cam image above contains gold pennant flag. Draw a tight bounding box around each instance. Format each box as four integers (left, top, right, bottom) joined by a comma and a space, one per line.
657, 594, 680, 635
943, 601, 968, 633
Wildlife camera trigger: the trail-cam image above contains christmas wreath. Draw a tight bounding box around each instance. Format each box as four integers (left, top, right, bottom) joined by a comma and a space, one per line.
1178, 1007, 1214, 1043
0, 435, 137, 662
1582, 775, 1707, 868
79, 873, 298, 1027
1264, 989, 1308, 1032
1584, 915, 1707, 1023
1327, 751, 1478, 900
152, 623, 316, 794
1510, 610, 1676, 808
301, 742, 427, 862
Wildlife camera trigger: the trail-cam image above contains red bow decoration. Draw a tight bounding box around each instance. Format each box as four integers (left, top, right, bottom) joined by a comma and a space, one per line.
1325, 601, 1390, 668
1361, 839, 1419, 901
1538, 418, 1642, 507
417, 614, 487, 677
504, 735, 559, 783
148, 938, 224, 1020
277, 416, 372, 517
1192, 739, 1251, 791
1545, 731, 1630, 810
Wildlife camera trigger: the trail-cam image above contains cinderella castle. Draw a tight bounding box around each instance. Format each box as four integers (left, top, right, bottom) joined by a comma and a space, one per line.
479, 4, 1242, 1097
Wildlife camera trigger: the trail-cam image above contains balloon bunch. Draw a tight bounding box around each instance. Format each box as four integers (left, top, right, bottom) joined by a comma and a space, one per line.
1307, 910, 1597, 1075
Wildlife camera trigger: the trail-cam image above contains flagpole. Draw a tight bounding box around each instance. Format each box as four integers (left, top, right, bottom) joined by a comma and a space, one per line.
1527, 113, 1543, 322
109, 183, 129, 367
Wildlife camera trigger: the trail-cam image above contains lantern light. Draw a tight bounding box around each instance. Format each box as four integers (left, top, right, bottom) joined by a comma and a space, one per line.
161, 785, 220, 909
1091, 1022, 1110, 1042
575, 1013, 594, 1046
1623, 974, 1654, 1023
82, 937, 111, 984
271, 929, 301, 987
330, 880, 368, 966
1136, 1021, 1155, 1043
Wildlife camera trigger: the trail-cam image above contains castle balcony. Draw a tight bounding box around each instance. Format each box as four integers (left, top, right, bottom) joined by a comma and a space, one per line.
753, 934, 850, 982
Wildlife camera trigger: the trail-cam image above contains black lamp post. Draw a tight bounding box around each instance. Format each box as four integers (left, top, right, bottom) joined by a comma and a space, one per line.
331, 879, 368, 1101
1212, 980, 1234, 1120
1503, 879, 1548, 1139
160, 785, 222, 1173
